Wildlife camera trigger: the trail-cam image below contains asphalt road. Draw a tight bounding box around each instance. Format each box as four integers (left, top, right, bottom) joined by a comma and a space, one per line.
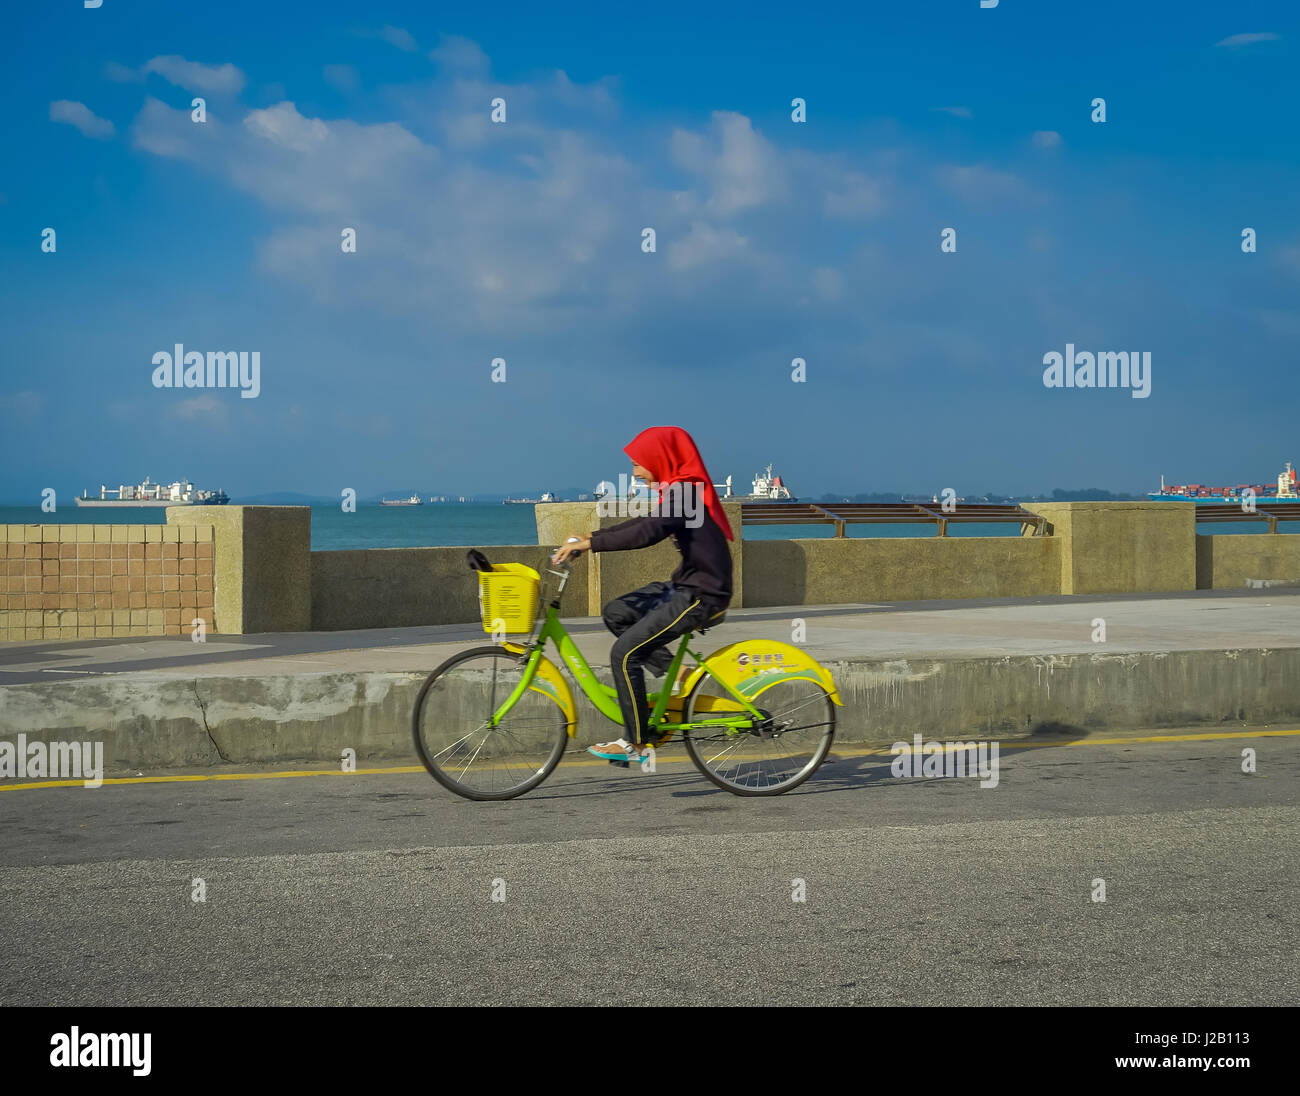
1, 727, 1297, 1006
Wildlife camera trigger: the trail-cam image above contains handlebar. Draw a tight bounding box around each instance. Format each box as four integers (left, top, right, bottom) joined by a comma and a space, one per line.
548, 537, 584, 569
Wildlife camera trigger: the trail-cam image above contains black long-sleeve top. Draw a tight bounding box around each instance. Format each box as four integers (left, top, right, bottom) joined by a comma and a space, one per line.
588, 483, 732, 604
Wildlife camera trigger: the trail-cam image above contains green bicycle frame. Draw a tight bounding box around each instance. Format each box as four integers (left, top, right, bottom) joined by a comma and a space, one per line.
488, 601, 765, 735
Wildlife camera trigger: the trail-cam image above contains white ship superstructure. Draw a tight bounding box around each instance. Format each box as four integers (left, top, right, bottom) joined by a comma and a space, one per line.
76, 476, 228, 507
713, 466, 796, 501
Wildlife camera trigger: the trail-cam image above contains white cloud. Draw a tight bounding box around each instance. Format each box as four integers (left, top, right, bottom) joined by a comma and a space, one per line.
813, 267, 844, 301
143, 55, 246, 95
430, 34, 490, 75
166, 395, 228, 425
124, 55, 1055, 354
671, 111, 784, 216
355, 414, 393, 437
421, 64, 622, 151
824, 170, 885, 218
131, 96, 214, 161
1032, 130, 1062, 149
0, 391, 44, 417
49, 100, 115, 140
380, 26, 418, 52
666, 221, 755, 271
937, 163, 1027, 204
104, 61, 143, 83
244, 103, 333, 154
133, 95, 641, 324
1214, 32, 1281, 48
932, 106, 973, 119
323, 65, 360, 94
1257, 309, 1300, 337
552, 70, 618, 117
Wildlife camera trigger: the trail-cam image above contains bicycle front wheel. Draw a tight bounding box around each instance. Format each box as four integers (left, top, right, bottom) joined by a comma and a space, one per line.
682, 674, 835, 796
412, 646, 569, 800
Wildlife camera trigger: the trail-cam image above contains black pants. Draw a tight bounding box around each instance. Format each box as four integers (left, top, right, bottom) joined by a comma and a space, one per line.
603, 582, 727, 746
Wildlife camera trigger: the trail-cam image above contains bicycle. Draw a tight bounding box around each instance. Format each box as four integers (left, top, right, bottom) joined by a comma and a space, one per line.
412, 550, 843, 800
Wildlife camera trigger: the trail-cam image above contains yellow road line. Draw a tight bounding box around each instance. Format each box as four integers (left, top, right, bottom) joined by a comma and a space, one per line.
2, 728, 1297, 792
801, 728, 1300, 761
0, 766, 427, 791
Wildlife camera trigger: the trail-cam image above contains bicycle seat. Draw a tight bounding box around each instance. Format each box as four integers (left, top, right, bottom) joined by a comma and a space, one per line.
466, 549, 494, 572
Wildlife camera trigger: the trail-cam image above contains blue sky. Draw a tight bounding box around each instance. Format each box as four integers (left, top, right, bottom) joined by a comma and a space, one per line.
2, 0, 1298, 502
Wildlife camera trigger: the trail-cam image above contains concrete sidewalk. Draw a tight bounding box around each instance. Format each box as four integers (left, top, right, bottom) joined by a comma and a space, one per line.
1, 587, 1297, 683
2, 589, 1299, 768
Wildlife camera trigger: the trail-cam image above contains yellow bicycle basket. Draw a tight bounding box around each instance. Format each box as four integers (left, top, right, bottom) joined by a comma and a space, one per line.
477, 563, 541, 633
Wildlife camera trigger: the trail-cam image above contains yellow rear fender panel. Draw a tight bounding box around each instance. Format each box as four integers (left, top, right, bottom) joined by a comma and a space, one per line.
502, 644, 578, 736
686, 639, 842, 706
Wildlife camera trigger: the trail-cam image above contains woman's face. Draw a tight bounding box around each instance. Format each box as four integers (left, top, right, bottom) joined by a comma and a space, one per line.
631, 462, 653, 483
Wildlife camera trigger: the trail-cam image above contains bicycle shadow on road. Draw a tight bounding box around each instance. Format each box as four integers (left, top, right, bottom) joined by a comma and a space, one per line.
528, 750, 900, 801
525, 723, 1097, 802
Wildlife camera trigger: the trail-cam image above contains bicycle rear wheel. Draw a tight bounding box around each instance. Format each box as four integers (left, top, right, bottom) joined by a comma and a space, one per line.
682, 674, 835, 795
413, 646, 569, 800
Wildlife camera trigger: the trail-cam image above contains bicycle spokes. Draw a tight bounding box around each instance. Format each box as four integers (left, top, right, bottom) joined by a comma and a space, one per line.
413, 648, 570, 800
682, 674, 835, 795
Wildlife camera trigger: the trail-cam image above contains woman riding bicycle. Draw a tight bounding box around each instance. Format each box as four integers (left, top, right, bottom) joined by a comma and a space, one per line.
551, 425, 734, 764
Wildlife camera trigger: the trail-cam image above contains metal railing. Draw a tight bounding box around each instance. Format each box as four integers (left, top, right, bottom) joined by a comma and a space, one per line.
740, 502, 1047, 537
1193, 502, 1300, 534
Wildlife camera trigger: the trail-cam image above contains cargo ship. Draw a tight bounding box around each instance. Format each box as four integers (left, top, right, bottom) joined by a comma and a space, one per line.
76, 476, 229, 507
1149, 461, 1298, 502
714, 465, 797, 502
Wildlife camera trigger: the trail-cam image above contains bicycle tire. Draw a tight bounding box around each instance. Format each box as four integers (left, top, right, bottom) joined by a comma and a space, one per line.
682, 676, 835, 796
412, 645, 569, 801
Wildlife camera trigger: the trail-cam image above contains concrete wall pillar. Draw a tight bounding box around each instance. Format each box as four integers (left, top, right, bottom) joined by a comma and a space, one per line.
1022, 501, 1195, 595
170, 506, 311, 634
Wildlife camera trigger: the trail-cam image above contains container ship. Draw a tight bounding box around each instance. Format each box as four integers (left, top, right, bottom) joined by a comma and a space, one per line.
1149, 461, 1298, 502
76, 476, 229, 507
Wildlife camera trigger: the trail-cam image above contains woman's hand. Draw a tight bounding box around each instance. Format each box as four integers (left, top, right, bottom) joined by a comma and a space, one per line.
551, 535, 591, 564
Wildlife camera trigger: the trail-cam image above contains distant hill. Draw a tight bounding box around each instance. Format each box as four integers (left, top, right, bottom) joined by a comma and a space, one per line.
1024, 488, 1143, 502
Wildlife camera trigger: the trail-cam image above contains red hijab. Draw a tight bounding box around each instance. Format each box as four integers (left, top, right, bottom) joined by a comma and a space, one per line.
624, 426, 734, 541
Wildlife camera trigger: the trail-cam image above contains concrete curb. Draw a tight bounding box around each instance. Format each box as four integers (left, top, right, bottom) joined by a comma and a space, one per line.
2, 647, 1299, 771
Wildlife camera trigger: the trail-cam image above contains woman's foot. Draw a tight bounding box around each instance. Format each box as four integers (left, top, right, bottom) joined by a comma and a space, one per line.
588, 738, 649, 762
